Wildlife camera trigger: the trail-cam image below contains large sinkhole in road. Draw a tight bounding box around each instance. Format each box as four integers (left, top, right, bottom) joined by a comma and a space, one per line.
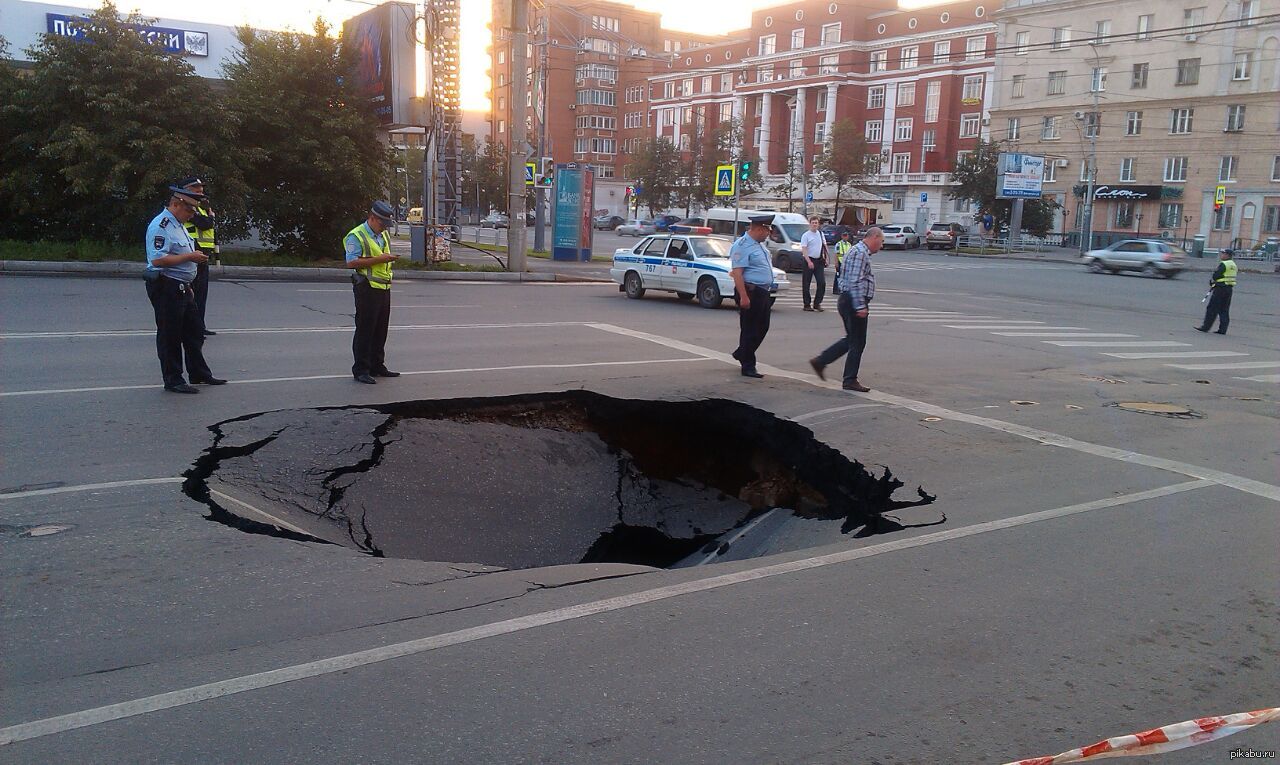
185, 392, 941, 570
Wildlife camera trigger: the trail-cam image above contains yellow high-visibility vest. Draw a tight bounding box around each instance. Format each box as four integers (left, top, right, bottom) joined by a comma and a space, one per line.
184, 206, 216, 251
346, 224, 393, 289
1214, 259, 1237, 287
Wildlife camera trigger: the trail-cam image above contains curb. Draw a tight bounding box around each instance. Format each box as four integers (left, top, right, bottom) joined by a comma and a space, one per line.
0, 261, 606, 283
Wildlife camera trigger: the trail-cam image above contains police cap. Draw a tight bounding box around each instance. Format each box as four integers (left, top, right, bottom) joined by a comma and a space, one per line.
168, 186, 207, 204
177, 176, 205, 189
747, 214, 774, 227
370, 200, 396, 222
1221, 248, 1235, 256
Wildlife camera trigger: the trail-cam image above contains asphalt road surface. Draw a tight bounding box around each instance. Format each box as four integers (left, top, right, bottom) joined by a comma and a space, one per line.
2, 253, 1277, 763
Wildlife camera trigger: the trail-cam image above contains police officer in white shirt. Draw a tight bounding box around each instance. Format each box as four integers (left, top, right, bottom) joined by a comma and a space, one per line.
799, 216, 829, 312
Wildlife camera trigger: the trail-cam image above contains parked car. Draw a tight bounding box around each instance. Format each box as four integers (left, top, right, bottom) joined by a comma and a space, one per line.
820, 224, 851, 245
406, 207, 424, 224
593, 214, 625, 230
925, 222, 965, 250
611, 234, 789, 309
617, 218, 656, 237
880, 224, 921, 249
479, 213, 510, 229
653, 214, 681, 231
1082, 239, 1186, 278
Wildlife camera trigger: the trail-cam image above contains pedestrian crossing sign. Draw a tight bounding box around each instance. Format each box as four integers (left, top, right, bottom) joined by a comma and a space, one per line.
525, 162, 536, 186
714, 164, 736, 197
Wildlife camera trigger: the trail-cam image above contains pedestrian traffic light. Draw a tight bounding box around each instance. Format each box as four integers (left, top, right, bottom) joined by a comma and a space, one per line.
739, 161, 753, 181
625, 185, 635, 198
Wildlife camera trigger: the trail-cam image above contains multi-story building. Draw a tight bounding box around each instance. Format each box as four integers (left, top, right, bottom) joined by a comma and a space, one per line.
647, 0, 999, 226
990, 0, 1280, 249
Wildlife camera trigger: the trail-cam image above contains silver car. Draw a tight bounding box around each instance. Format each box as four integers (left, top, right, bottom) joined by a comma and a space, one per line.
881, 224, 921, 249
617, 218, 656, 237
1083, 239, 1186, 278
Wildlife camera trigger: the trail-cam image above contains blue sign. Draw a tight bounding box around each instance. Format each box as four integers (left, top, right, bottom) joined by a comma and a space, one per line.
46, 13, 210, 57
920, 192, 928, 203
552, 164, 594, 262
805, 191, 814, 203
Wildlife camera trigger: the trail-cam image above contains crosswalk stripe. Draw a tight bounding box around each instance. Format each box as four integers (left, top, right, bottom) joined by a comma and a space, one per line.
895, 317, 1005, 322
1102, 351, 1249, 360
944, 325, 1088, 330
1044, 341, 1192, 347
1166, 361, 1280, 370
1236, 374, 1280, 382
992, 332, 1138, 337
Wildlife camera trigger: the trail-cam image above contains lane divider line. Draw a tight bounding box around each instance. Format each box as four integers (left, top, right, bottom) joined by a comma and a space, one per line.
0, 478, 183, 501
0, 322, 584, 340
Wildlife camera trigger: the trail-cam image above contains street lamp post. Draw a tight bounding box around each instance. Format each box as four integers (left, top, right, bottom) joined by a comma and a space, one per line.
1080, 42, 1101, 255
1182, 215, 1192, 249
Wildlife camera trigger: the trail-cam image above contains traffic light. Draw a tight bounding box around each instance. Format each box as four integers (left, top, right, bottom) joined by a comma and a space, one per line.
625, 185, 635, 198
739, 161, 753, 182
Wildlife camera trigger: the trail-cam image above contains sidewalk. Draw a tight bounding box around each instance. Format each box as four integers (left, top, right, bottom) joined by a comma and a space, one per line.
940, 246, 1276, 274
0, 260, 601, 282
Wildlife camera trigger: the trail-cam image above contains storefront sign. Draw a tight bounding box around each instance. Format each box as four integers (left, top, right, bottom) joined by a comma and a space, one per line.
1092, 185, 1161, 201
46, 13, 209, 57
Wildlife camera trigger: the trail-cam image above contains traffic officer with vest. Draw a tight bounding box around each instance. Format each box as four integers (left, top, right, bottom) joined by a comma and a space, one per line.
833, 229, 853, 293
1195, 248, 1238, 335
178, 176, 218, 336
345, 201, 401, 384
729, 214, 777, 379
144, 185, 226, 393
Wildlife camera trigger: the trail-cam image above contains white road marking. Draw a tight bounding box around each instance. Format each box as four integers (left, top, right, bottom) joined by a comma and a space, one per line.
0, 358, 712, 398
0, 478, 183, 501
943, 326, 1089, 331
692, 509, 778, 566
789, 403, 884, 422
586, 323, 1280, 503
991, 332, 1139, 338
1237, 374, 1280, 382
1101, 351, 1249, 360
0, 479, 1214, 747
392, 305, 482, 309
209, 490, 310, 535
295, 289, 349, 292
1167, 361, 1280, 371
896, 317, 1022, 323
0, 322, 584, 340
1044, 341, 1192, 347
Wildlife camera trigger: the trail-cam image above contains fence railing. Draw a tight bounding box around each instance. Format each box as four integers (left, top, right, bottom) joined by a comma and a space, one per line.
955, 234, 1066, 254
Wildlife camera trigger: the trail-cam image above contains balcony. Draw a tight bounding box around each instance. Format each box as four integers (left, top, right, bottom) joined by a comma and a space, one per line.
866, 173, 953, 186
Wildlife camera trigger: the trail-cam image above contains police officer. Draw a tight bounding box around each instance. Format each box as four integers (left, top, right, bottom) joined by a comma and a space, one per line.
144, 186, 226, 393
1195, 248, 1238, 335
346, 201, 401, 384
729, 214, 777, 379
833, 229, 853, 293
178, 176, 218, 336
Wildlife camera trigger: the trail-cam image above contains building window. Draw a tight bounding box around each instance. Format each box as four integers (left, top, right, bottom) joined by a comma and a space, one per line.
1212, 205, 1233, 230
1090, 67, 1107, 92
681, 78, 693, 96
1240, 0, 1258, 25
1015, 31, 1030, 54
759, 35, 776, 55
925, 81, 940, 122
576, 90, 616, 107
870, 51, 888, 73
701, 76, 712, 93
789, 59, 806, 78
576, 63, 619, 82
821, 23, 841, 45
721, 73, 732, 91
1043, 162, 1057, 182
962, 75, 983, 101
895, 117, 913, 141
934, 40, 951, 62
790, 28, 806, 49
584, 38, 618, 55
498, 120, 505, 134
892, 191, 906, 211
960, 114, 980, 138
1125, 110, 1143, 135
1136, 14, 1153, 39
1175, 58, 1200, 85
1273, 155, 1280, 181
1159, 202, 1183, 228
1163, 156, 1188, 182
815, 121, 828, 144
497, 73, 506, 87
819, 54, 838, 74
892, 153, 911, 173
1041, 116, 1061, 140
1225, 105, 1246, 132
1232, 52, 1253, 80
591, 138, 616, 154
897, 82, 916, 107
966, 36, 986, 60
1007, 117, 1021, 140
594, 165, 615, 179
867, 85, 885, 108
719, 102, 733, 122
1047, 71, 1066, 96
574, 137, 588, 153
865, 120, 883, 142
576, 115, 618, 130
624, 112, 640, 128
625, 85, 643, 103
758, 65, 774, 82
1131, 63, 1148, 89
1011, 74, 1025, 98
815, 89, 828, 112
1084, 111, 1101, 138
1051, 27, 1070, 50
1115, 202, 1134, 228
497, 95, 506, 111
1183, 6, 1205, 28
954, 197, 970, 213
1169, 108, 1194, 134
1095, 19, 1111, 41
900, 46, 919, 69
1219, 156, 1238, 182
663, 81, 675, 99
1263, 205, 1280, 232
922, 128, 937, 150
1080, 157, 1093, 182
497, 50, 506, 65
753, 126, 763, 146
591, 15, 619, 32
1120, 157, 1135, 181
681, 106, 692, 124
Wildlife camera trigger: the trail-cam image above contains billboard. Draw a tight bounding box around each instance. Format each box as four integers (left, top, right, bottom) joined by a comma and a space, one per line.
996, 153, 1045, 199
342, 2, 416, 127
552, 165, 595, 262
1092, 185, 1162, 201
46, 13, 209, 57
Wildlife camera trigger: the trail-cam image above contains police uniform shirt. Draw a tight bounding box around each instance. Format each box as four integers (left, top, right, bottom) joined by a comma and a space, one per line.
730, 232, 774, 287
145, 208, 198, 282
344, 223, 379, 264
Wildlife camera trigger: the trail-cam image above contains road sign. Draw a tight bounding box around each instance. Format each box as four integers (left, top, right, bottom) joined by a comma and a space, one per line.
920, 192, 928, 203
1214, 185, 1226, 209
525, 162, 536, 186
714, 164, 736, 197
805, 191, 813, 203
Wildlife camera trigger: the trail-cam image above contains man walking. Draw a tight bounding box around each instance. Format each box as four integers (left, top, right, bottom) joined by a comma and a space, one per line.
730, 215, 777, 379
1195, 248, 1237, 335
346, 201, 401, 384
800, 216, 828, 312
809, 227, 883, 392
144, 185, 226, 393
179, 177, 218, 336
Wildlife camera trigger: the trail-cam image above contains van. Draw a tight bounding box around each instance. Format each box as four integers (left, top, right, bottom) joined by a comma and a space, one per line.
406, 208, 424, 224
703, 207, 811, 271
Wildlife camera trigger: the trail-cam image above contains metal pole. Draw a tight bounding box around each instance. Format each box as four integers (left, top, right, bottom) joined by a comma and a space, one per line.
1081, 42, 1101, 255
505, 0, 529, 271
533, 13, 549, 252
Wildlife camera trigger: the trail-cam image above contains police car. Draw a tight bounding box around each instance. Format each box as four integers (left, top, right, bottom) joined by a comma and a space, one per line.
611, 234, 790, 309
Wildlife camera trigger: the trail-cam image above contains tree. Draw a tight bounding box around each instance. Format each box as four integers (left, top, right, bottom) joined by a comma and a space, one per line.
222, 20, 386, 257
0, 3, 239, 243
462, 139, 506, 215
768, 152, 802, 213
625, 138, 681, 217
949, 139, 1060, 236
814, 120, 874, 223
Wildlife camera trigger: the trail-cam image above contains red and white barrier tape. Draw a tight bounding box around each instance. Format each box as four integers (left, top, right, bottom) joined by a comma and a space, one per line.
1004, 707, 1279, 764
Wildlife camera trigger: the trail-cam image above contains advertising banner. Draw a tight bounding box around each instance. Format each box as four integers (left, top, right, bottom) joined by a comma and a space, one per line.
342, 3, 416, 127
46, 13, 209, 57
996, 153, 1045, 199
552, 164, 595, 261
1092, 185, 1162, 201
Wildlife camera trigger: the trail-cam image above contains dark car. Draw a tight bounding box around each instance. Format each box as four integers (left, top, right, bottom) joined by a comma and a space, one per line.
593, 214, 625, 230
821, 224, 851, 244
653, 214, 681, 231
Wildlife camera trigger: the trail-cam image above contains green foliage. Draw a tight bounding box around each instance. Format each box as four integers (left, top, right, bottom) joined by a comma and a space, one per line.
0, 3, 239, 243
949, 139, 1060, 237
814, 120, 874, 221
768, 153, 802, 212
463, 139, 506, 215
624, 138, 681, 216
221, 20, 387, 257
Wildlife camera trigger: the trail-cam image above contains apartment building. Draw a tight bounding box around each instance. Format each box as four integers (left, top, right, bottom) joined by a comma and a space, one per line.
990, 0, 1280, 248
647, 0, 998, 226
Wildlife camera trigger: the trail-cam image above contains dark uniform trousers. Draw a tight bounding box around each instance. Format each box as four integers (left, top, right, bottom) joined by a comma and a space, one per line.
146, 276, 213, 386
1201, 285, 1232, 334
734, 284, 773, 370
815, 292, 870, 385
352, 280, 392, 377
802, 257, 826, 308
192, 259, 211, 328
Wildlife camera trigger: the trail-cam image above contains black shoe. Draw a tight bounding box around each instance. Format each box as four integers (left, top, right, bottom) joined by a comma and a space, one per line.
814, 306, 825, 312
1215, 330, 1227, 335
354, 374, 377, 384
202, 329, 217, 336
164, 383, 200, 394
1193, 326, 1209, 333
190, 376, 227, 385
731, 349, 742, 361
372, 369, 401, 378
809, 357, 826, 381
803, 306, 814, 312
843, 380, 871, 392
741, 368, 764, 379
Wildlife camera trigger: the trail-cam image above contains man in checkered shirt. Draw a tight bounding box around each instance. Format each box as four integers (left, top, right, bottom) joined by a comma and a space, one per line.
809, 227, 884, 392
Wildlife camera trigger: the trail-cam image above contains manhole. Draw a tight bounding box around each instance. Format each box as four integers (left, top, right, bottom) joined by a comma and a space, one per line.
1010, 400, 1039, 406
1107, 402, 1203, 419
921, 417, 943, 422
185, 392, 941, 570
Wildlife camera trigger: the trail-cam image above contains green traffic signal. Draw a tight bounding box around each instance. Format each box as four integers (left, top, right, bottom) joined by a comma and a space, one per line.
739, 161, 753, 181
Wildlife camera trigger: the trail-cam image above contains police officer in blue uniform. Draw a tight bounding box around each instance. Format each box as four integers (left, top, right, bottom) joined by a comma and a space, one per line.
144, 185, 226, 393
729, 214, 777, 378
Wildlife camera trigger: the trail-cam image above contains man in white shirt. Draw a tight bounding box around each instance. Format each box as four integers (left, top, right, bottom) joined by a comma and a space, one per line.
799, 216, 829, 312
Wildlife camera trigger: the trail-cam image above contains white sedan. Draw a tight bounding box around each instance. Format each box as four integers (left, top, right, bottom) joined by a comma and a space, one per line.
617, 218, 656, 237
880, 224, 921, 249
611, 234, 790, 309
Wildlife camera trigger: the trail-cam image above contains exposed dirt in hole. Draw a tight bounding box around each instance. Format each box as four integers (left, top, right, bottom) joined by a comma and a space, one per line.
183, 392, 939, 569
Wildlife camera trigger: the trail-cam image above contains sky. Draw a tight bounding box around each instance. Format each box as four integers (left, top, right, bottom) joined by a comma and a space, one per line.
22, 0, 944, 111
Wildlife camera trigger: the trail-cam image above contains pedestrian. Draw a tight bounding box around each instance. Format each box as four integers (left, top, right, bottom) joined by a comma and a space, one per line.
178, 177, 218, 336
143, 185, 226, 393
809, 226, 883, 392
729, 214, 777, 379
346, 201, 401, 384
1195, 248, 1238, 335
800, 216, 828, 312
833, 229, 853, 293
